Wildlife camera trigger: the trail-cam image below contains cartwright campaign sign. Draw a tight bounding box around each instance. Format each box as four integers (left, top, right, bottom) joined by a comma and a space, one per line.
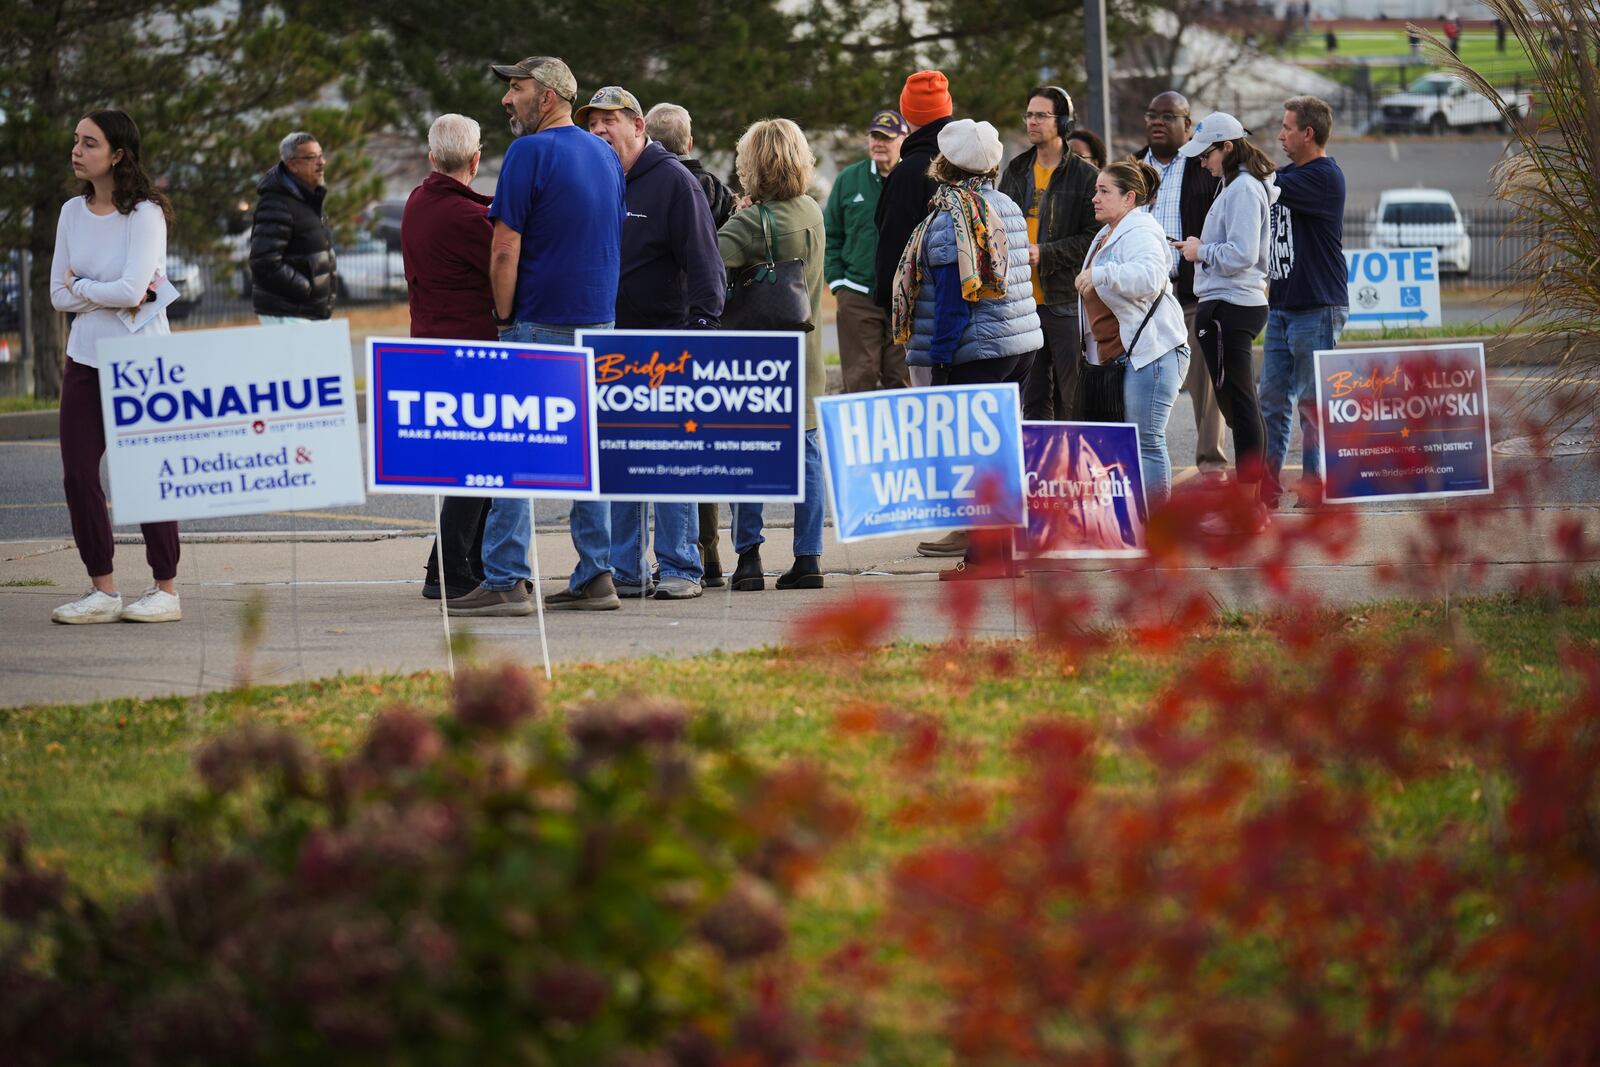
1316, 342, 1493, 503
366, 338, 599, 498
1016, 422, 1146, 559
99, 321, 363, 525
577, 330, 805, 502
816, 384, 1026, 543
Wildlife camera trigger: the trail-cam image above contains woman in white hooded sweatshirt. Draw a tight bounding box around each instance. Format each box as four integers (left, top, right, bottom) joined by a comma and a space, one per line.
1074, 159, 1190, 507
1174, 113, 1277, 527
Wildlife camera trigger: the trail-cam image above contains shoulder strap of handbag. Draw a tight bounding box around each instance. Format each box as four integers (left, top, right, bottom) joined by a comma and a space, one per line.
1124, 281, 1169, 362
757, 203, 778, 267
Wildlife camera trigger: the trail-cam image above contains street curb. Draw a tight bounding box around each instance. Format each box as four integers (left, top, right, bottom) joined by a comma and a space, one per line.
2, 332, 1586, 442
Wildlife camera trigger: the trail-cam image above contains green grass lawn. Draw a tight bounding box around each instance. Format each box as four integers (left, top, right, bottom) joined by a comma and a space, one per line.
1286, 29, 1539, 92
3, 586, 1595, 1055
0, 395, 56, 414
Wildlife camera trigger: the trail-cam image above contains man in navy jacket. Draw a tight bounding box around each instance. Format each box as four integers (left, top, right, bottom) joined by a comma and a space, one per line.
582, 85, 724, 600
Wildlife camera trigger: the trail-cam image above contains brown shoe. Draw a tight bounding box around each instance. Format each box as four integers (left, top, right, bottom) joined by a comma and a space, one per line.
447, 582, 534, 617
917, 530, 968, 557
544, 572, 622, 612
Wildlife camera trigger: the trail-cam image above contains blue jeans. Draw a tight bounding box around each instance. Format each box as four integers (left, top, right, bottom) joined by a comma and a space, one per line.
610, 502, 702, 585
1260, 305, 1348, 500
481, 320, 613, 591
1123, 346, 1189, 508
733, 430, 824, 558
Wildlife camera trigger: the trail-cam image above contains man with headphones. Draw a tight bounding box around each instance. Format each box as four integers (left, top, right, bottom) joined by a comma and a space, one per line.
998, 85, 1100, 422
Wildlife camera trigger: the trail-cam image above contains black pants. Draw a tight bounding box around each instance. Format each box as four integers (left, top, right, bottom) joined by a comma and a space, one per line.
1195, 300, 1269, 484
425, 496, 489, 589
1019, 310, 1083, 421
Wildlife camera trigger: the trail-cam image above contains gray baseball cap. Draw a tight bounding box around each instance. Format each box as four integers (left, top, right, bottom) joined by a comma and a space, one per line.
575, 86, 644, 126
490, 56, 578, 102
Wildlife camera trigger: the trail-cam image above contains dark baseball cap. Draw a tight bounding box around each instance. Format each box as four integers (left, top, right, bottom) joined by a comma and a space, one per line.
868, 109, 909, 137
575, 86, 644, 126
489, 56, 578, 102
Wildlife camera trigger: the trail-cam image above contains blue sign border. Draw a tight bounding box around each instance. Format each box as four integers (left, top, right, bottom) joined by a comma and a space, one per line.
364, 335, 600, 499
815, 383, 1027, 544
576, 329, 807, 503
1314, 341, 1494, 504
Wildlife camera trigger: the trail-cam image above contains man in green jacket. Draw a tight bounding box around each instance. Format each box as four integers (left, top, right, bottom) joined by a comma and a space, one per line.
997, 86, 1099, 420
825, 109, 910, 394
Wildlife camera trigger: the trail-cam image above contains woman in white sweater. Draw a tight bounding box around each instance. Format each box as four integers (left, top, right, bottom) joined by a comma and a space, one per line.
1074, 159, 1190, 507
48, 110, 182, 625
1175, 112, 1277, 528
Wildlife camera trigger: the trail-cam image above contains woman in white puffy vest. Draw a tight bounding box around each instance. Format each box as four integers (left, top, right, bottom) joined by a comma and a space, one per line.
891, 118, 1041, 578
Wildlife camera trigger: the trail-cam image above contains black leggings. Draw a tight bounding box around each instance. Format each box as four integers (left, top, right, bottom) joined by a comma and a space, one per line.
1195, 300, 1269, 484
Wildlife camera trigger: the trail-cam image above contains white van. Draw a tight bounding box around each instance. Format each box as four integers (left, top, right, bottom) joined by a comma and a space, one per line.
1371, 189, 1471, 276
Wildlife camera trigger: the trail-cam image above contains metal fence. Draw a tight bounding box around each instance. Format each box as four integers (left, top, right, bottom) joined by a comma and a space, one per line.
1343, 203, 1530, 286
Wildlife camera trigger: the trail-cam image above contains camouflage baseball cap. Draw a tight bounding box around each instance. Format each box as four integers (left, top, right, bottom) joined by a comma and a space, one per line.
490, 56, 578, 102
575, 86, 644, 126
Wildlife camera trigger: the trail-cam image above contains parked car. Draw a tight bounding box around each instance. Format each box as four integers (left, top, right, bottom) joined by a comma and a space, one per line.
333, 236, 406, 303
164, 255, 205, 320
1370, 189, 1471, 276
1375, 73, 1533, 135
364, 200, 406, 253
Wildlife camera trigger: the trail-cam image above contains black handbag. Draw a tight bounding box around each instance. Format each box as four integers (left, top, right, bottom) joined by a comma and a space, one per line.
720, 204, 814, 333
1075, 287, 1166, 423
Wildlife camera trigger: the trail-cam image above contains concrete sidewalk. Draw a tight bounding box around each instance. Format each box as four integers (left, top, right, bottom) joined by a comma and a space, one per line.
3, 505, 1596, 709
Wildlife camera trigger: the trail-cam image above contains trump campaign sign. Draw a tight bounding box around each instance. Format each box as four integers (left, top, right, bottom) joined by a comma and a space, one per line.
366, 337, 599, 498
1316, 342, 1493, 503
1344, 248, 1442, 328
99, 320, 363, 525
1016, 422, 1147, 559
816, 383, 1026, 543
576, 330, 806, 502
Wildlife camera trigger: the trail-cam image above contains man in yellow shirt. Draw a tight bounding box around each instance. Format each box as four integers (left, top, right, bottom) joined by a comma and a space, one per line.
998, 86, 1100, 421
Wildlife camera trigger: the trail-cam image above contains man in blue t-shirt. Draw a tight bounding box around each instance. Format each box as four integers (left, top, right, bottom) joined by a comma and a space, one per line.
448, 55, 627, 618
1260, 95, 1348, 510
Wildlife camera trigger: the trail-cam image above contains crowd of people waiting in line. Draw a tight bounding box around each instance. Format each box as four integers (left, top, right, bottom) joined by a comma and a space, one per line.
43, 58, 1349, 624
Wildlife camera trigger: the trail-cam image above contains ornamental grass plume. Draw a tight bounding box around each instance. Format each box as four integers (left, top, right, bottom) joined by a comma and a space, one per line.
1422, 0, 1600, 431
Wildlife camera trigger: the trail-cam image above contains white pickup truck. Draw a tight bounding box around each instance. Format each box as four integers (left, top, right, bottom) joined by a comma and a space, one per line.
1375, 73, 1533, 134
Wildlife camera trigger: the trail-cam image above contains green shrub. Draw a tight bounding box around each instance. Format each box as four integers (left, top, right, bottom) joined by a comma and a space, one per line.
0, 663, 855, 1066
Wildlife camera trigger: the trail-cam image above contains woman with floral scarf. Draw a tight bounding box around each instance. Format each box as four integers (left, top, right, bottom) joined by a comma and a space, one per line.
891, 118, 1041, 578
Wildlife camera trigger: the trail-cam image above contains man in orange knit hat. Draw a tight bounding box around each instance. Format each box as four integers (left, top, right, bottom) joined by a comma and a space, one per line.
873, 69, 966, 555
873, 69, 953, 328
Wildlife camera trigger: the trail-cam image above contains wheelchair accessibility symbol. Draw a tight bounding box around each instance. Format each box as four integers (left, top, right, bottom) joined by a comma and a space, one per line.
1400, 286, 1422, 308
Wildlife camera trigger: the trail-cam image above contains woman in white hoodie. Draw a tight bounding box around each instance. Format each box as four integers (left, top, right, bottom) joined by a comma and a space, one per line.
1075, 159, 1190, 506
1175, 113, 1276, 523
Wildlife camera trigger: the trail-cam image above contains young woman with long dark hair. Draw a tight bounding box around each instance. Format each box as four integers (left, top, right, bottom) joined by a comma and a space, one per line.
48, 109, 182, 624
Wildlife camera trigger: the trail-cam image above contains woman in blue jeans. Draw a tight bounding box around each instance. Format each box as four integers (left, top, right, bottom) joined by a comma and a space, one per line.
717, 118, 828, 591
1074, 159, 1191, 508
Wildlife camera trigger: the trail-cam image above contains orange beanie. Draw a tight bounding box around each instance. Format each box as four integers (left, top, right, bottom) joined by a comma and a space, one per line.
899, 70, 952, 127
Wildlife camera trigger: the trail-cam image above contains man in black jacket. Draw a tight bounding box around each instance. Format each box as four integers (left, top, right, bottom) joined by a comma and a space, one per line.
644, 103, 734, 229
1134, 92, 1226, 478
584, 86, 724, 600
998, 86, 1099, 421
250, 131, 337, 322
873, 70, 953, 348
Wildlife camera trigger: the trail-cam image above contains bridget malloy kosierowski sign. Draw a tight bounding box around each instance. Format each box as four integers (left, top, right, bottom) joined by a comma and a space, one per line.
98, 320, 365, 525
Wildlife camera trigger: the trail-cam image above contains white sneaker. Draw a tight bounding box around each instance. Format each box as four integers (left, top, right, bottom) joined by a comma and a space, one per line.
121, 587, 182, 623
51, 589, 123, 625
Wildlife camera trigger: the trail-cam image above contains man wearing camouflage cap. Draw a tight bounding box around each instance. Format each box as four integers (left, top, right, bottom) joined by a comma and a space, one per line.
581, 86, 724, 602
448, 56, 628, 616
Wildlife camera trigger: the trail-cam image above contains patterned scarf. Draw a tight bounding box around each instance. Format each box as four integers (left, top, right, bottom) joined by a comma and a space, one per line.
891, 178, 1010, 346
